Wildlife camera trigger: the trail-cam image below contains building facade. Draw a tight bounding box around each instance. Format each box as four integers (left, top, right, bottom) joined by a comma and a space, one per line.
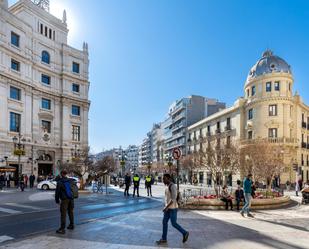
188, 50, 309, 186
0, 0, 90, 179
163, 95, 225, 157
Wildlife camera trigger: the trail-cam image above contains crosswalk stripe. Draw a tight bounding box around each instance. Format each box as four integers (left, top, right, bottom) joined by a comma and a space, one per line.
5, 203, 42, 210
0, 207, 21, 214
0, 235, 14, 243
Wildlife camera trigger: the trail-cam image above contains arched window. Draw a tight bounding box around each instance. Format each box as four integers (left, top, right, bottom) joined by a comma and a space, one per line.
42, 51, 50, 64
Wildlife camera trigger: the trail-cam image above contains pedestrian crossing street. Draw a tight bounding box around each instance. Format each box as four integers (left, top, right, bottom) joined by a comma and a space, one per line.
0, 202, 55, 217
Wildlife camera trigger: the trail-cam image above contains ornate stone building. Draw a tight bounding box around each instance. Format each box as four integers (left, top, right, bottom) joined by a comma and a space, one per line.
0, 0, 90, 179
188, 50, 309, 186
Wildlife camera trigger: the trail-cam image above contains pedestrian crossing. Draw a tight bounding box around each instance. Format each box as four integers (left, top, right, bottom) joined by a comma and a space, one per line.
0, 203, 53, 217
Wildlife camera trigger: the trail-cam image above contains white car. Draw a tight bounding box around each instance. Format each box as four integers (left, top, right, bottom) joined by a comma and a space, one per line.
37, 177, 81, 190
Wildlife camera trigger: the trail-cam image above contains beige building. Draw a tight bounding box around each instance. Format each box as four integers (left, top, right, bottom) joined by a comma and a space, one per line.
187, 50, 309, 186
0, 0, 90, 179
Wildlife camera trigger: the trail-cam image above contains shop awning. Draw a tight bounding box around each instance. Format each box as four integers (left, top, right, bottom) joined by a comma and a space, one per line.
0, 166, 16, 172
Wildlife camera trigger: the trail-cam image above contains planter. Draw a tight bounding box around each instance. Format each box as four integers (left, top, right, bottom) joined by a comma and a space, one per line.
183, 196, 291, 210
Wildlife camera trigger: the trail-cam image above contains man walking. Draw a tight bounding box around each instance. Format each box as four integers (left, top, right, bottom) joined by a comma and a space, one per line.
124, 172, 131, 196
145, 174, 152, 197
55, 170, 75, 234
133, 174, 140, 197
29, 174, 35, 188
240, 173, 254, 218
156, 174, 189, 245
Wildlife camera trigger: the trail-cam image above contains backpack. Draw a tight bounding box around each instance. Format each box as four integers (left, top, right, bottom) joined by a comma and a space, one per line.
168, 184, 182, 206
63, 179, 79, 199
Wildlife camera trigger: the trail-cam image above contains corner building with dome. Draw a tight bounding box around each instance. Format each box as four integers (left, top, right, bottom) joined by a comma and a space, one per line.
187, 50, 309, 187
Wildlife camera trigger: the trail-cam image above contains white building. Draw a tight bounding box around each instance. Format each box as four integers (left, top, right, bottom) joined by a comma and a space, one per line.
188, 50, 309, 186
0, 0, 90, 179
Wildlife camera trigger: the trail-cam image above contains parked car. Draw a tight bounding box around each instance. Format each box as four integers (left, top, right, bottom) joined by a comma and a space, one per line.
37, 177, 80, 190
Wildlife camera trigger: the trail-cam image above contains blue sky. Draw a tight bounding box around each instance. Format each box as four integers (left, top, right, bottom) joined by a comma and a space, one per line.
9, 0, 309, 153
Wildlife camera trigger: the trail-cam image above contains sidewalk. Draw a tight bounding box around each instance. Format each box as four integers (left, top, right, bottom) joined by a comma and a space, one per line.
1, 203, 309, 249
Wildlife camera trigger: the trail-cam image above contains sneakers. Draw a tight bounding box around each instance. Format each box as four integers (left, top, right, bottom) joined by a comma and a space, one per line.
56, 228, 65, 234
156, 239, 167, 245
67, 224, 74, 230
183, 232, 189, 243
240, 211, 245, 217
247, 213, 255, 218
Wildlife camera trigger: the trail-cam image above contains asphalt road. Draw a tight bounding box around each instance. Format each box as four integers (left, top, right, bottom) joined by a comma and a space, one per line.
0, 189, 162, 243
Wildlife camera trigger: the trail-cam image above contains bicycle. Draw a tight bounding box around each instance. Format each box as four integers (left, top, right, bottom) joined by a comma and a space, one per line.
92, 182, 105, 193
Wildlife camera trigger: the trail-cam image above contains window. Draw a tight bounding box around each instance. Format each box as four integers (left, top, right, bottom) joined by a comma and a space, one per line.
274, 81, 280, 91
42, 98, 51, 110
248, 109, 253, 120
11, 59, 20, 71
72, 62, 80, 73
269, 105, 277, 116
289, 82, 291, 91
10, 86, 21, 100
42, 120, 51, 133
266, 82, 272, 92
41, 51, 50, 64
226, 136, 231, 146
11, 32, 20, 47
49, 29, 52, 39
72, 125, 80, 141
72, 83, 80, 93
72, 105, 80, 116
248, 131, 253, 139
41, 74, 50, 85
40, 24, 43, 34
268, 128, 278, 138
45, 26, 48, 36
251, 86, 256, 96
10, 112, 20, 132
247, 89, 249, 97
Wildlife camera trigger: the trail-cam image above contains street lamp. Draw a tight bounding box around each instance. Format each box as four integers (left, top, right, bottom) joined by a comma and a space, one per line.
12, 132, 26, 176
119, 152, 127, 177
165, 154, 173, 174
147, 160, 152, 175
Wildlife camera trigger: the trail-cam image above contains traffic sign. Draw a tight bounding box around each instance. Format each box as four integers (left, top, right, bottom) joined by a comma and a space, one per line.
172, 148, 182, 160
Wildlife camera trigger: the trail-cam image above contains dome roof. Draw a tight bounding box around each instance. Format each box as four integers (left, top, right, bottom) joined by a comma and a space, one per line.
246, 50, 292, 85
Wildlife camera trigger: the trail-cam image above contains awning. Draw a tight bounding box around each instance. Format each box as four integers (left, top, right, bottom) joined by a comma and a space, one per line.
0, 166, 16, 172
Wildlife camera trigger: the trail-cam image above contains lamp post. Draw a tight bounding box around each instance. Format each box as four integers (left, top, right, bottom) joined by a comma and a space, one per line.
12, 132, 26, 176
147, 160, 152, 175
165, 154, 173, 174
119, 151, 127, 177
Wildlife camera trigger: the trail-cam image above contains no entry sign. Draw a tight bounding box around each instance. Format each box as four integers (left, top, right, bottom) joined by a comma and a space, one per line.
172, 147, 182, 160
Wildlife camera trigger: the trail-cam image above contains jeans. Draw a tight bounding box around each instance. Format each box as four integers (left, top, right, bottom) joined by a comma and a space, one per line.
124, 185, 130, 196
162, 209, 187, 240
60, 199, 74, 229
133, 186, 139, 197
147, 185, 152, 196
241, 193, 252, 214
222, 197, 233, 210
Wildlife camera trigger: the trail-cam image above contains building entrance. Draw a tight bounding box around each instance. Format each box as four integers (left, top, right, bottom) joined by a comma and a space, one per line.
38, 164, 53, 177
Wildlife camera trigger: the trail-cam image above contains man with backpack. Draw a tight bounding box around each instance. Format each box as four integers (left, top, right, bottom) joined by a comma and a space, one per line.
156, 174, 189, 245
55, 170, 78, 234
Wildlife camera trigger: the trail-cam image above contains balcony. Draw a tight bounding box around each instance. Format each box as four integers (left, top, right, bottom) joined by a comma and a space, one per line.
215, 129, 221, 134
302, 122, 307, 129
224, 125, 231, 131
241, 137, 299, 146
302, 142, 307, 149
206, 131, 211, 136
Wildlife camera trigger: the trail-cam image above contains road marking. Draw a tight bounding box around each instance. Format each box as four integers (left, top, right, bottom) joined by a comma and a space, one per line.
5, 203, 42, 211
0, 235, 14, 243
0, 207, 21, 214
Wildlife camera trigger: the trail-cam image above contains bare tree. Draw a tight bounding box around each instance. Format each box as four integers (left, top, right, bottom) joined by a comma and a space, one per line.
94, 156, 117, 177
180, 153, 199, 184
58, 147, 94, 189
240, 139, 286, 190
195, 138, 241, 195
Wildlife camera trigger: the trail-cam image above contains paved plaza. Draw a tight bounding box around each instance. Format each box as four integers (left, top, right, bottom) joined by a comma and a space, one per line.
1, 184, 309, 249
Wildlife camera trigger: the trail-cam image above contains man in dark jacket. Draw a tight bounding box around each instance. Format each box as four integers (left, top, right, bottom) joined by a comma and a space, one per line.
55, 170, 75, 234
124, 173, 131, 196
235, 185, 244, 211
133, 174, 140, 197
0, 174, 5, 190
29, 174, 35, 188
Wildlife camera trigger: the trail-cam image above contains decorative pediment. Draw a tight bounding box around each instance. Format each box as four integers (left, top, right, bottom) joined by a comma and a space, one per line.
264, 119, 280, 128
38, 111, 54, 120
